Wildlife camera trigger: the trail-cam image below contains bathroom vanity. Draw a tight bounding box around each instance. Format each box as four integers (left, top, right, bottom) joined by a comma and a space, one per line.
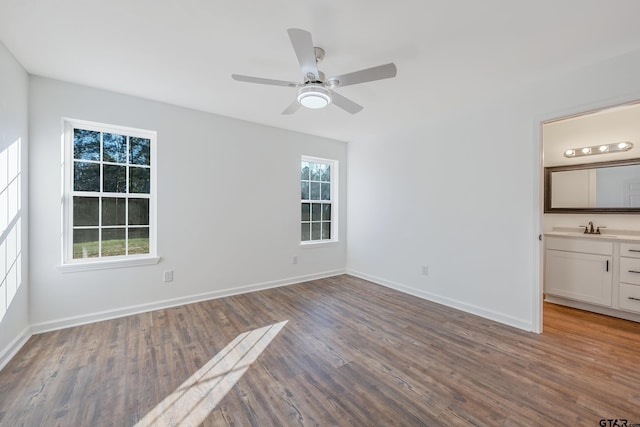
544, 230, 640, 322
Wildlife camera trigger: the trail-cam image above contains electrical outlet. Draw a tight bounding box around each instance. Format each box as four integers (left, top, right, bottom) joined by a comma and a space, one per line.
163, 270, 174, 282
421, 266, 429, 276
292, 256, 298, 265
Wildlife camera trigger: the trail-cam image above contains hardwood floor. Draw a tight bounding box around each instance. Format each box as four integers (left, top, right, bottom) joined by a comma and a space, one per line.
1, 274, 640, 426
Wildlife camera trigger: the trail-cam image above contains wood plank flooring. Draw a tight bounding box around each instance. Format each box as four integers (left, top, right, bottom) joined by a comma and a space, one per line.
1, 274, 640, 426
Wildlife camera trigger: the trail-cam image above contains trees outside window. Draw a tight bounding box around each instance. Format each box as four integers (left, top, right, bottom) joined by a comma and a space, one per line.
63, 119, 156, 266
301, 156, 337, 243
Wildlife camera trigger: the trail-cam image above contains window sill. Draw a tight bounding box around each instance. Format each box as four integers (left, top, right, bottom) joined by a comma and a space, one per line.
300, 240, 340, 248
57, 256, 160, 273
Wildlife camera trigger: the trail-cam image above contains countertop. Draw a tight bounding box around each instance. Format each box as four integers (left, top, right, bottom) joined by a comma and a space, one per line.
545, 227, 640, 242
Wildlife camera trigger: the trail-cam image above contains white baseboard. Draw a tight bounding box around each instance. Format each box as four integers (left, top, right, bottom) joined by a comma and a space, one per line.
347, 269, 533, 332
0, 326, 32, 371
545, 295, 640, 322
29, 269, 345, 335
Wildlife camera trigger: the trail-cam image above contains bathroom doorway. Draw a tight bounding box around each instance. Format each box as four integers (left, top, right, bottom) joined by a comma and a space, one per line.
539, 100, 640, 331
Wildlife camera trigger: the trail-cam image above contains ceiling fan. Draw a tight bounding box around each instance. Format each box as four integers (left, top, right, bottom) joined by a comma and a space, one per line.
232, 28, 397, 114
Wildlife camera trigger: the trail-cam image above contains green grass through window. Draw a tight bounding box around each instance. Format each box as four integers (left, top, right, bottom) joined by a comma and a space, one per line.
73, 237, 149, 258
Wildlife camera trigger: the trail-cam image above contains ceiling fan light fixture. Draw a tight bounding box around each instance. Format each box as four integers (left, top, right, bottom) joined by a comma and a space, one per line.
232, 29, 396, 114
297, 85, 331, 109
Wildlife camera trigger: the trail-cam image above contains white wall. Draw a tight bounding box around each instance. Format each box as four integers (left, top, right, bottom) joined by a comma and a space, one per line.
543, 103, 640, 167
0, 41, 29, 366
347, 48, 640, 331
29, 77, 346, 331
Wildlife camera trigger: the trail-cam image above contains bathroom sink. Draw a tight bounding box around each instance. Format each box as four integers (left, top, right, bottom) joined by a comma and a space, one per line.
547, 231, 615, 238
545, 230, 640, 242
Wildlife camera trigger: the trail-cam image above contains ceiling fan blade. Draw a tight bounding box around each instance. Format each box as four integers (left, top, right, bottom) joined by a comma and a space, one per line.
328, 63, 397, 88
287, 28, 320, 82
232, 74, 299, 87
330, 91, 363, 114
282, 99, 301, 115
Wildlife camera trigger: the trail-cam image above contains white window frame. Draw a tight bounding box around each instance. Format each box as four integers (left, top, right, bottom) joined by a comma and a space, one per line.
300, 155, 338, 246
59, 118, 159, 272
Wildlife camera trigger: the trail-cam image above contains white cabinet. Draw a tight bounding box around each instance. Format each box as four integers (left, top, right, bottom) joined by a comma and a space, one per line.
620, 243, 640, 258
619, 284, 640, 313
544, 234, 640, 321
618, 243, 640, 314
619, 257, 640, 285
545, 237, 613, 307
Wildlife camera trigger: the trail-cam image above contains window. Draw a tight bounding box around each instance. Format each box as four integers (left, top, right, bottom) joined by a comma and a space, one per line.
62, 119, 157, 268
1, 138, 22, 321
301, 156, 337, 243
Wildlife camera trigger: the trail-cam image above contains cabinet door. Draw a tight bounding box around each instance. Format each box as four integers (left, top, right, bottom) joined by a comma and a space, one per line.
545, 249, 613, 306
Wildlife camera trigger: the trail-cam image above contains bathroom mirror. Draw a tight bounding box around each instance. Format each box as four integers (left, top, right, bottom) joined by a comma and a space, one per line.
544, 158, 640, 213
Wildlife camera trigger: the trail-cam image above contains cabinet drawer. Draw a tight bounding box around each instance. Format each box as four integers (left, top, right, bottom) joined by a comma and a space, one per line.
620, 283, 640, 314
545, 237, 612, 256
620, 243, 640, 258
620, 257, 640, 285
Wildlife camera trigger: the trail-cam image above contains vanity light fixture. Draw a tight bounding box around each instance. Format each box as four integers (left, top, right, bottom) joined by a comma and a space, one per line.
563, 141, 634, 158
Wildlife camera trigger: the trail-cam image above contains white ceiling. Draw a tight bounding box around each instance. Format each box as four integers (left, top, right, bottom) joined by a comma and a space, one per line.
3, 0, 640, 142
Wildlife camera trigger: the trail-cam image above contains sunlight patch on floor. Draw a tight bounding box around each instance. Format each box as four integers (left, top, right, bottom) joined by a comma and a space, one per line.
134, 320, 288, 427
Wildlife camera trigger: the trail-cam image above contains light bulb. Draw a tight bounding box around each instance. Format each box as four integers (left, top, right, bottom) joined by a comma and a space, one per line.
297, 85, 331, 109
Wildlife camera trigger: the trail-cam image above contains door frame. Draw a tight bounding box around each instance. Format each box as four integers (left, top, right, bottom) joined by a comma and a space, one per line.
532, 92, 640, 333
